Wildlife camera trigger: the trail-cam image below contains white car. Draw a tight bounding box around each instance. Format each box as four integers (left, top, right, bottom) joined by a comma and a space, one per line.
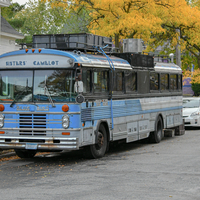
183, 97, 200, 127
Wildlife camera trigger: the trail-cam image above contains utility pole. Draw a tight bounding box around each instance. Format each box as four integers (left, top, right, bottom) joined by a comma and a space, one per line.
176, 28, 181, 67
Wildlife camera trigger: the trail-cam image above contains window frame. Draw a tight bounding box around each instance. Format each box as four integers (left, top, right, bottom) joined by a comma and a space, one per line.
92, 68, 110, 94
150, 72, 160, 91
160, 73, 169, 92
124, 71, 137, 94
113, 70, 125, 94
169, 74, 178, 91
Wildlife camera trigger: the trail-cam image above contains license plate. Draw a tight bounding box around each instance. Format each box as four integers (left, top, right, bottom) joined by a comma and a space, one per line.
25, 143, 38, 150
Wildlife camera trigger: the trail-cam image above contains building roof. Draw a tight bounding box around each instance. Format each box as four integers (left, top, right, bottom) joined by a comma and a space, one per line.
0, 0, 10, 7
1, 16, 24, 37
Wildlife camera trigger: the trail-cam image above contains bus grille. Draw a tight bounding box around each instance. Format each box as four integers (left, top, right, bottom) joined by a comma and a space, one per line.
81, 108, 92, 121
19, 114, 47, 136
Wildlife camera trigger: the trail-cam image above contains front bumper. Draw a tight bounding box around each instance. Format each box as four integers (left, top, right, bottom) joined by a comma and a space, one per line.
184, 117, 200, 127
0, 135, 79, 151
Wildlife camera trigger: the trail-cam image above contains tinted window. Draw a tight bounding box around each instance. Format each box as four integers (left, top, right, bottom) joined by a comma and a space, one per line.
150, 72, 159, 90
82, 69, 91, 93
113, 71, 123, 92
178, 74, 182, 90
93, 70, 109, 93
161, 74, 169, 90
170, 74, 178, 90
125, 72, 137, 92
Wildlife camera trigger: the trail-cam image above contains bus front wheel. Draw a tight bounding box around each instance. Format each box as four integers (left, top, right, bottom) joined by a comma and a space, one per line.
15, 149, 37, 158
149, 116, 163, 143
84, 124, 108, 159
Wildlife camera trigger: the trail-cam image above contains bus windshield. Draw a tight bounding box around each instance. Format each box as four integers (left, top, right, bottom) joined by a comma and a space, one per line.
0, 69, 77, 103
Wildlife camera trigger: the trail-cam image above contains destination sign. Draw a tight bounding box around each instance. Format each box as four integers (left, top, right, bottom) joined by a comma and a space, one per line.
0, 54, 73, 68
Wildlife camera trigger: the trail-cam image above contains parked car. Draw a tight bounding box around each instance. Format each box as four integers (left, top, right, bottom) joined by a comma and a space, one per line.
183, 97, 200, 127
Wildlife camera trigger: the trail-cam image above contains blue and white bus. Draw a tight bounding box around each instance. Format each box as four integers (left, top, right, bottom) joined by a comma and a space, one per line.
0, 35, 184, 158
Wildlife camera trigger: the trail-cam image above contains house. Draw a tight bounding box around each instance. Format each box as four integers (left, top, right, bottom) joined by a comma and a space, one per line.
0, 0, 24, 55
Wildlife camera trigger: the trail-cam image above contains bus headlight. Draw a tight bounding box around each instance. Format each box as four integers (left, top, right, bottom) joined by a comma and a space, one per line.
62, 115, 69, 129
0, 114, 4, 128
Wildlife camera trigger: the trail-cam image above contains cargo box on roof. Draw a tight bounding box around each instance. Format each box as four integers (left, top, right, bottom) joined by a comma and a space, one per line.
32, 33, 113, 52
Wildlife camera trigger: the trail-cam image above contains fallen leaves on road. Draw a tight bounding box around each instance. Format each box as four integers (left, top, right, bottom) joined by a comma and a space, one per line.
0, 155, 18, 162
0, 152, 50, 163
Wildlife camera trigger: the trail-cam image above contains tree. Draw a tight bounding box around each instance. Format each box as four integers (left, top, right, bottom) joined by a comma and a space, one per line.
3, 0, 91, 44
183, 69, 200, 96
13, 0, 69, 36
1, 1, 25, 19
61, 6, 91, 33
1, 1, 26, 32
60, 0, 200, 69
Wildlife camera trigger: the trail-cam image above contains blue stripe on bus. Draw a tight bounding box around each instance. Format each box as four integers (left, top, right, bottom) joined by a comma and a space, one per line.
81, 99, 182, 121
90, 106, 182, 120
3, 99, 182, 129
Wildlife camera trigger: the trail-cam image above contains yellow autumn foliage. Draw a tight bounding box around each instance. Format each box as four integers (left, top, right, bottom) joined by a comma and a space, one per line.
45, 0, 200, 51
45, 0, 200, 69
183, 69, 200, 85
58, 0, 200, 45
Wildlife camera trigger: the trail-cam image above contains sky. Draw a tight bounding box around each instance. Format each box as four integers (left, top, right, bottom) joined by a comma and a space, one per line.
12, 0, 29, 5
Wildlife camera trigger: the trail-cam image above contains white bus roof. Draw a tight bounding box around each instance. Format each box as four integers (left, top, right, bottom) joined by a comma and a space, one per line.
0, 48, 182, 73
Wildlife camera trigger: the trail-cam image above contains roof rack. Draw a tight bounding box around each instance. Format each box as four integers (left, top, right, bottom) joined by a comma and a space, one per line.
111, 52, 154, 69
154, 55, 171, 63
31, 33, 113, 52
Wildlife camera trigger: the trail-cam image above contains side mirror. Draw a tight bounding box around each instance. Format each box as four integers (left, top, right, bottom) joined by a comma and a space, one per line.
74, 81, 83, 93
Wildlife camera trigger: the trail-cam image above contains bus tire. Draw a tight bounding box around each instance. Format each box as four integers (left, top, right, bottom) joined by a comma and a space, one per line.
149, 116, 163, 143
84, 124, 107, 159
15, 149, 37, 158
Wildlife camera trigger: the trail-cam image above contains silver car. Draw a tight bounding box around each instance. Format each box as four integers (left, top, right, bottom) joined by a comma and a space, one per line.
183, 97, 200, 127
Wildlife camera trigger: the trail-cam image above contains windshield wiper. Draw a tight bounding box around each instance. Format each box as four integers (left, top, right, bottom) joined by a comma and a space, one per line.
44, 75, 55, 107
10, 90, 27, 107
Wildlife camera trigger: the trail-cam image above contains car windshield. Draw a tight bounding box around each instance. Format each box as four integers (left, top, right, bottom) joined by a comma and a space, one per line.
0, 70, 77, 103
183, 99, 200, 108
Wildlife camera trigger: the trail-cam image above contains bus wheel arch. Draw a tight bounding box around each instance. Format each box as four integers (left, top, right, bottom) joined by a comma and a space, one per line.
84, 121, 109, 159
149, 114, 164, 143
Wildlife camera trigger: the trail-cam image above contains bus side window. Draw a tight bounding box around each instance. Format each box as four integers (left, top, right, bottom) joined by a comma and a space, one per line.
150, 72, 159, 90
170, 74, 178, 91
113, 71, 123, 92
161, 73, 169, 91
102, 71, 109, 92
93, 70, 109, 93
125, 72, 137, 93
82, 69, 91, 93
178, 74, 182, 90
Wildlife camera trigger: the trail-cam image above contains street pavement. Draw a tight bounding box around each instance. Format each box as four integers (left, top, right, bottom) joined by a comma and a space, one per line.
0, 128, 200, 200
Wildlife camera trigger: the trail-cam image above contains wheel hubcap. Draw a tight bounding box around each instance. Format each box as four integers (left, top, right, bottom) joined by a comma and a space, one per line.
97, 132, 104, 149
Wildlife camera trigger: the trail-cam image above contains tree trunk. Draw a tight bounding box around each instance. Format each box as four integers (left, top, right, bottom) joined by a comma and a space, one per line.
114, 34, 120, 52
197, 55, 200, 69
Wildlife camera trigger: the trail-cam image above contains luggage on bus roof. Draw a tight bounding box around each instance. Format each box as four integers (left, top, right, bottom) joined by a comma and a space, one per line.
32, 33, 113, 52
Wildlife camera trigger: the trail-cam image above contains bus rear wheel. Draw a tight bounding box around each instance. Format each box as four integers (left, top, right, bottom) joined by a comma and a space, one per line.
84, 124, 108, 159
149, 116, 163, 143
15, 149, 37, 158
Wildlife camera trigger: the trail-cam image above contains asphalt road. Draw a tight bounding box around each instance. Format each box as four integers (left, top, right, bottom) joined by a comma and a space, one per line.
0, 128, 200, 200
